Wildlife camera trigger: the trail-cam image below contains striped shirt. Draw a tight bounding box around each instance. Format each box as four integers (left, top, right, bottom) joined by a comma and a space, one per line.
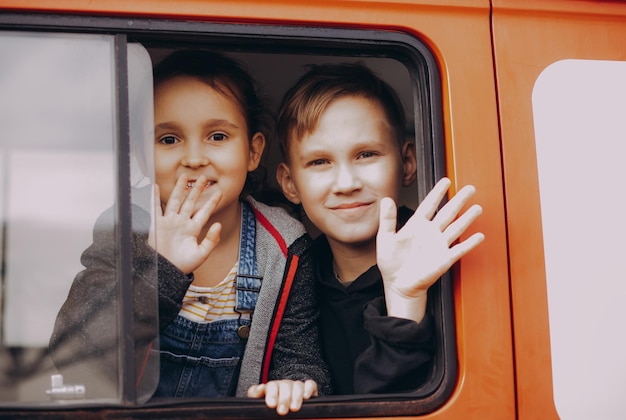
180, 262, 249, 323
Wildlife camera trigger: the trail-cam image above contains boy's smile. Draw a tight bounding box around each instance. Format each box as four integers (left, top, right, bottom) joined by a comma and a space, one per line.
278, 96, 416, 249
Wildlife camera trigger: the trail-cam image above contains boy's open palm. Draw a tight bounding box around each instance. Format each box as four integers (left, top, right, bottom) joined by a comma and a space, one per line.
148, 175, 222, 274
377, 177, 484, 322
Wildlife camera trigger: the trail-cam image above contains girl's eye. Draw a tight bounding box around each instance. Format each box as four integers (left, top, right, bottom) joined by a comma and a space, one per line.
210, 133, 227, 141
158, 135, 179, 145
308, 158, 329, 167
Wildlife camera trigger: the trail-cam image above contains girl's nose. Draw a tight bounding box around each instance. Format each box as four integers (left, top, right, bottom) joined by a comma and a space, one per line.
332, 163, 362, 193
181, 143, 210, 168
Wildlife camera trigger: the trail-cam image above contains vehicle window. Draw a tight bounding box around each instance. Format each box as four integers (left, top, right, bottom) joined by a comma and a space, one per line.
0, 16, 452, 418
0, 31, 157, 405
533, 59, 626, 420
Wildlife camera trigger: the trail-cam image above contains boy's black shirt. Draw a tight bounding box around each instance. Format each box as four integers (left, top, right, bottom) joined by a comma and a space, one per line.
312, 206, 435, 395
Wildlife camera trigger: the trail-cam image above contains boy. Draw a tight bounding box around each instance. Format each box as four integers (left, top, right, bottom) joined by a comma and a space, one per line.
273, 63, 484, 394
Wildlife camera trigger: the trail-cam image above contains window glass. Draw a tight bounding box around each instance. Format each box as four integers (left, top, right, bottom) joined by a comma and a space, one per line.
532, 59, 626, 420
0, 16, 448, 416
0, 32, 157, 405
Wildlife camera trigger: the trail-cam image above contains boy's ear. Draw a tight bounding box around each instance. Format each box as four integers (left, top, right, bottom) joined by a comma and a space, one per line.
247, 132, 266, 172
276, 163, 302, 205
401, 141, 418, 187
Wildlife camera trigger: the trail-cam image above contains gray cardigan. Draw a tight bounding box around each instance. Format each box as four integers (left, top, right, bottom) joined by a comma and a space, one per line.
49, 190, 330, 401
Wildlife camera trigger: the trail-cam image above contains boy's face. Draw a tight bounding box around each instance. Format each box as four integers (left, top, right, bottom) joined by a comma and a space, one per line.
278, 96, 416, 248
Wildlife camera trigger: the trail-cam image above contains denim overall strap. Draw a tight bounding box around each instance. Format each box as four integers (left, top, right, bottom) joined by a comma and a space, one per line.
235, 202, 262, 313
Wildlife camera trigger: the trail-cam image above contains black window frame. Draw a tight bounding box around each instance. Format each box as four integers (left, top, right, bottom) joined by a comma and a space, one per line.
0, 12, 455, 419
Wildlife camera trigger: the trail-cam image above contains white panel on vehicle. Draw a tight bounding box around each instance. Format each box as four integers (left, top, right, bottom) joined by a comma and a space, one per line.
533, 59, 626, 420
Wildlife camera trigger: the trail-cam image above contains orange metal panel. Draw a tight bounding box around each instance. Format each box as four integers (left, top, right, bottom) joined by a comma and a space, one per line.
492, 0, 626, 418
0, 1, 514, 418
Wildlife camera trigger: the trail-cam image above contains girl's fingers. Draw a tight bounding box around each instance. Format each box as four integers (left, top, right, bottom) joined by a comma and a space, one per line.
192, 189, 222, 226
179, 175, 208, 216
153, 184, 163, 216
198, 222, 222, 256
163, 174, 189, 215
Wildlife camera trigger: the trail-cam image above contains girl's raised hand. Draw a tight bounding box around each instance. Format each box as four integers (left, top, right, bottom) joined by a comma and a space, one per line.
376, 177, 484, 323
148, 174, 222, 274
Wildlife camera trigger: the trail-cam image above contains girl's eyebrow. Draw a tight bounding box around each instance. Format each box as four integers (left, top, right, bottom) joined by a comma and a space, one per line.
154, 121, 180, 131
154, 119, 241, 131
204, 119, 240, 129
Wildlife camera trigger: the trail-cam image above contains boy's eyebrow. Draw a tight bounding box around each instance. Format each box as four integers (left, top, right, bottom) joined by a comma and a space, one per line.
294, 143, 327, 160
298, 138, 392, 154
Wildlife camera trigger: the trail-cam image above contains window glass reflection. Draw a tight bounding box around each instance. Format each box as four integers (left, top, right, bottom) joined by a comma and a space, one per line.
0, 31, 121, 405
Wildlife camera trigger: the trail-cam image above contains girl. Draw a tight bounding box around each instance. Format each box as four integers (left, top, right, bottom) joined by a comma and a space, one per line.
50, 50, 330, 415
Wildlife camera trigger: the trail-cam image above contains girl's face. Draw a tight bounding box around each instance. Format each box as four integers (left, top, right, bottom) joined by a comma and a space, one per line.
278, 96, 416, 249
154, 75, 264, 220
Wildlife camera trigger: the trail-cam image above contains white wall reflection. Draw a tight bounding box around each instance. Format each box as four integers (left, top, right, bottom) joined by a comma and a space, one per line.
4, 151, 114, 347
0, 32, 115, 347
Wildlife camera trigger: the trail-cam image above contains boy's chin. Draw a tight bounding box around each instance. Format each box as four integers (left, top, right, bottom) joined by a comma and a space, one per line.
327, 229, 378, 248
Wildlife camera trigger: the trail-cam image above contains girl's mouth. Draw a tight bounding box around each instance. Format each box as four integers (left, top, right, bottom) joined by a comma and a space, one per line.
185, 180, 216, 189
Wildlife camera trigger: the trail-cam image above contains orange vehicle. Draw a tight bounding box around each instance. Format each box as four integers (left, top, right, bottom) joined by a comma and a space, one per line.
0, 1, 625, 419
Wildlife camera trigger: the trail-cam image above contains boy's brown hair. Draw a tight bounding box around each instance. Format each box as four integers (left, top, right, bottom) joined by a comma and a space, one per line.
276, 62, 407, 162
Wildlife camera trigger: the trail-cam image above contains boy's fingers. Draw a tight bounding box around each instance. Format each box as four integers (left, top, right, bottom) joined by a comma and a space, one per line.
264, 382, 279, 408
276, 381, 292, 416
450, 232, 485, 261
433, 184, 477, 231
289, 382, 305, 411
247, 384, 265, 398
444, 204, 482, 245
414, 177, 451, 220
377, 198, 398, 256
378, 197, 397, 235
303, 379, 318, 399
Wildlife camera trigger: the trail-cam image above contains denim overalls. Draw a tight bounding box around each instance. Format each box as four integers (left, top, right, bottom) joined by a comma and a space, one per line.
152, 202, 262, 398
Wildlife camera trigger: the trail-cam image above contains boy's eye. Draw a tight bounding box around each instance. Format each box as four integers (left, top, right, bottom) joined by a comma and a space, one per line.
358, 151, 377, 159
210, 132, 227, 141
158, 135, 179, 145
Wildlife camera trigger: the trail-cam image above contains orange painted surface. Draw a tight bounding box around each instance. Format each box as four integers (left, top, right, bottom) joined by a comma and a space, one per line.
492, 0, 626, 419
0, 1, 516, 418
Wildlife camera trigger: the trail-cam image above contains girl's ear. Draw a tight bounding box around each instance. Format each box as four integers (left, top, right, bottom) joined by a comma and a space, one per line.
276, 163, 302, 205
247, 132, 266, 172
401, 141, 418, 187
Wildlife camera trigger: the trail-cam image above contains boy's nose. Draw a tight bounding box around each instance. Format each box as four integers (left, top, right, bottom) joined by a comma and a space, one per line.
332, 163, 362, 193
